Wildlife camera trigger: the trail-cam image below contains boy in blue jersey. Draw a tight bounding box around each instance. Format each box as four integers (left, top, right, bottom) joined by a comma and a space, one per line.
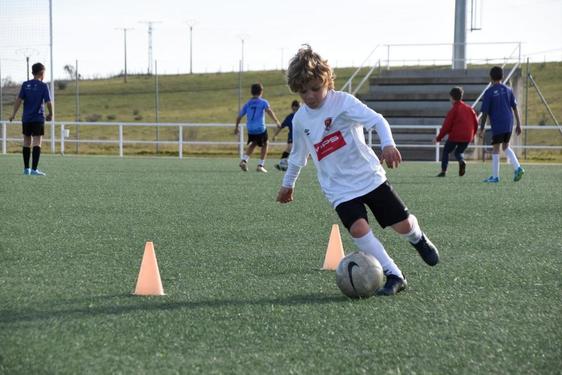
273, 100, 300, 170
234, 83, 281, 173
477, 66, 524, 183
9, 62, 53, 176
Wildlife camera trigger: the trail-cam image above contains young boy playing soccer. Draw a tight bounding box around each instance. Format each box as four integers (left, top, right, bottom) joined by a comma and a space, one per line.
477, 66, 524, 183
433, 87, 478, 177
234, 83, 281, 173
9, 62, 53, 176
273, 100, 300, 170
276, 46, 439, 296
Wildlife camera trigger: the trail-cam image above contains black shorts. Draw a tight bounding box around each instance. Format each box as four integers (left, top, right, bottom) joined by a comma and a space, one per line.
335, 181, 409, 231
247, 131, 268, 147
22, 122, 45, 137
491, 132, 511, 145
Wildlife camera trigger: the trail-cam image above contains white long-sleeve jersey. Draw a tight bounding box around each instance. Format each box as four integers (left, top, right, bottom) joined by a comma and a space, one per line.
282, 90, 395, 208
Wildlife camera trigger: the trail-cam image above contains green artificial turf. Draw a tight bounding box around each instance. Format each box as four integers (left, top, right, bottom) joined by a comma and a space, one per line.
0, 156, 560, 374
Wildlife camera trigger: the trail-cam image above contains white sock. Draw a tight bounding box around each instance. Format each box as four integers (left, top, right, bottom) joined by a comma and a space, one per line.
504, 147, 520, 170
492, 154, 500, 178
258, 159, 265, 166
242, 155, 249, 162
402, 215, 423, 244
353, 231, 403, 278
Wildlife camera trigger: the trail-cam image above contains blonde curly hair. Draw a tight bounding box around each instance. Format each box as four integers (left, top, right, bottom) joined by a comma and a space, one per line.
287, 45, 335, 93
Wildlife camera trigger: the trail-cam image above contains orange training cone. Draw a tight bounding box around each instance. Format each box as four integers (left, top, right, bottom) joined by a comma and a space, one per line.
322, 224, 345, 270
133, 241, 165, 296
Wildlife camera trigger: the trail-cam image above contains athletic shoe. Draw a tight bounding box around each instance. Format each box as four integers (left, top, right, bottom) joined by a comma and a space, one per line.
375, 274, 407, 296
436, 171, 446, 177
513, 166, 525, 182
30, 169, 46, 176
459, 160, 466, 176
274, 164, 281, 171
410, 233, 439, 266
483, 176, 499, 183
23, 168, 31, 175
256, 165, 268, 173
239, 160, 248, 172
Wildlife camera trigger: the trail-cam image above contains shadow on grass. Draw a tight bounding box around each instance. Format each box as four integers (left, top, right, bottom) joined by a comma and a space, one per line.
0, 292, 349, 324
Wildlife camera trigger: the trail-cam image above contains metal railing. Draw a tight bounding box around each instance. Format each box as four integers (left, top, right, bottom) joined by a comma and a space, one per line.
2, 121, 560, 162
341, 41, 522, 95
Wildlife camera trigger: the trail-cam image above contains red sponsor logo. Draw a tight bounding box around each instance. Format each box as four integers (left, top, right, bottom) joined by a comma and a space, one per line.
314, 131, 346, 161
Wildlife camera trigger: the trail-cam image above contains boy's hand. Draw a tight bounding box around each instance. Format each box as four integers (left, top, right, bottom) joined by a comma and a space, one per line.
515, 125, 522, 136
8, 115, 14, 122
46, 114, 53, 121
234, 127, 239, 136
381, 146, 402, 169
432, 137, 438, 144
276, 186, 294, 203
477, 128, 484, 139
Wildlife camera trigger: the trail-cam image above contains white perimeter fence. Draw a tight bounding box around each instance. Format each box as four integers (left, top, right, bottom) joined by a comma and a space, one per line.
1, 121, 561, 162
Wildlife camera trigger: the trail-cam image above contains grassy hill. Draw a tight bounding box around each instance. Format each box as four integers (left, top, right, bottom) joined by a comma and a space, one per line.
1, 63, 561, 158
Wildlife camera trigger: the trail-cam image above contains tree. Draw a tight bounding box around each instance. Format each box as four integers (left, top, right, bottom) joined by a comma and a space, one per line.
63, 64, 76, 80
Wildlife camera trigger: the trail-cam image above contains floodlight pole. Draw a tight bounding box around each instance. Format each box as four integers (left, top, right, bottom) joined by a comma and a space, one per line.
453, 0, 467, 69
49, 0, 55, 154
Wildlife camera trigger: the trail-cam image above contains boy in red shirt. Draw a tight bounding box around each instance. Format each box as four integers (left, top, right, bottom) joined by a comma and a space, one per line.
434, 87, 478, 177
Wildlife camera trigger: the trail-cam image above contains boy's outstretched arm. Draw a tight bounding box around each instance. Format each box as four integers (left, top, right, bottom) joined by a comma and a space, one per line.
277, 186, 294, 203
277, 162, 301, 203
367, 111, 402, 168
513, 106, 522, 135
477, 113, 488, 138
234, 115, 243, 135
272, 126, 283, 141
9, 97, 22, 121
381, 146, 402, 169
46, 101, 53, 121
265, 108, 281, 127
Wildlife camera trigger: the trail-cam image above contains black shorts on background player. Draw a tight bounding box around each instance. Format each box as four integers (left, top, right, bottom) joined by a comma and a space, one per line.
247, 131, 268, 147
22, 122, 45, 137
335, 181, 409, 230
491, 132, 511, 144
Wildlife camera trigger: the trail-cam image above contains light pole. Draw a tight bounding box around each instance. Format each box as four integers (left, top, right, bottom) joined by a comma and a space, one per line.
189, 24, 193, 74
115, 27, 133, 82
241, 38, 245, 72
186, 21, 196, 74
15, 48, 38, 81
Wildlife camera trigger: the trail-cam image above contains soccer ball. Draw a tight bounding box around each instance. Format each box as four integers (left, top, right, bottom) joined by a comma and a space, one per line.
335, 252, 384, 298
278, 158, 289, 171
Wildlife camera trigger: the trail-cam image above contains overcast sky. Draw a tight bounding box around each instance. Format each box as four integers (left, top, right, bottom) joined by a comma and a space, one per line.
1, 0, 561, 81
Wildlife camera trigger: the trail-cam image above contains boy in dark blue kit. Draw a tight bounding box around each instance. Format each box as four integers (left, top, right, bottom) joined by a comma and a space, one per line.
273, 100, 300, 171
234, 83, 281, 173
478, 66, 524, 183
9, 62, 53, 176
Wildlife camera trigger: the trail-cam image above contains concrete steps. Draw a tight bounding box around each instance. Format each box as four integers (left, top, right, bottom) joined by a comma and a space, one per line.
357, 68, 493, 160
